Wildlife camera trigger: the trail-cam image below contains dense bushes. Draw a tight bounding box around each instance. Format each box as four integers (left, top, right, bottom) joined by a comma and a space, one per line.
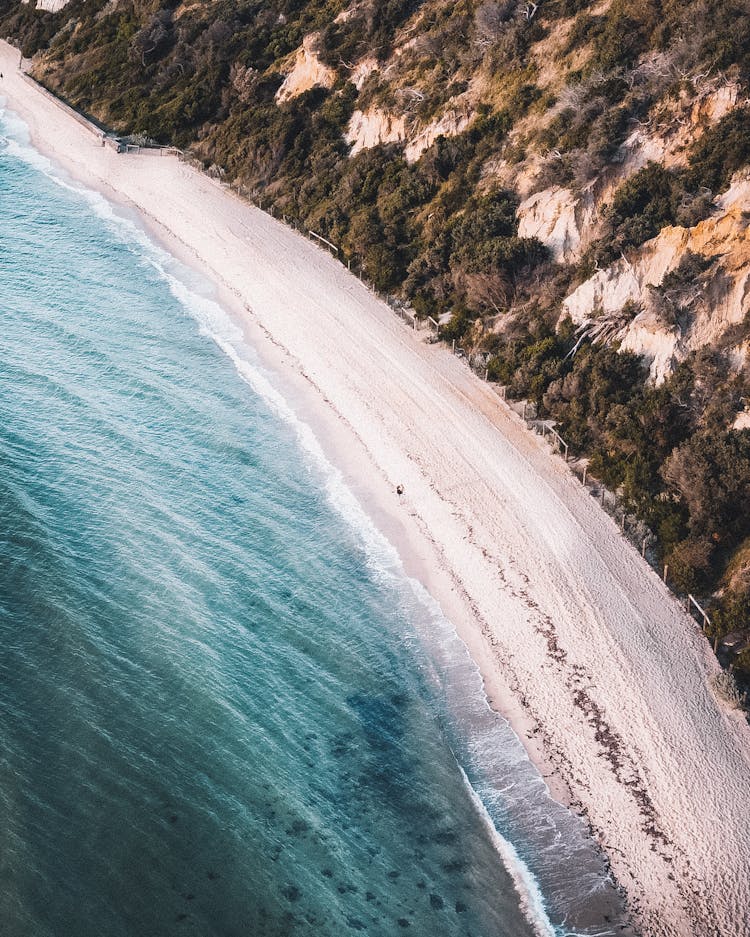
684, 107, 750, 194
316, 0, 423, 66
664, 431, 750, 540
586, 163, 682, 267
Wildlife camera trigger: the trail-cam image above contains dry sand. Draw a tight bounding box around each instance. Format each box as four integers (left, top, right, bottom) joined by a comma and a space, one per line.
2, 42, 750, 937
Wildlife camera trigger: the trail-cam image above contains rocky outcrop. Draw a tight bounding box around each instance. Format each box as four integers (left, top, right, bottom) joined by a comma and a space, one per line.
21, 0, 71, 9
344, 103, 473, 162
562, 176, 750, 381
514, 80, 747, 266
618, 79, 744, 178
350, 57, 379, 91
345, 108, 407, 155
403, 109, 473, 162
516, 185, 598, 263
276, 35, 335, 103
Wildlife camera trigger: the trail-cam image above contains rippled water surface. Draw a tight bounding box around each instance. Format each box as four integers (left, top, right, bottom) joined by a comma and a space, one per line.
0, 108, 629, 937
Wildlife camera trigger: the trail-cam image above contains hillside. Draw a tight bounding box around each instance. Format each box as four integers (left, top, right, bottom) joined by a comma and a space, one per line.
4, 0, 750, 678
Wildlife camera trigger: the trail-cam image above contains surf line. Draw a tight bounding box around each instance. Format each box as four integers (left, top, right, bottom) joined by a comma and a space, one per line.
456, 763, 559, 937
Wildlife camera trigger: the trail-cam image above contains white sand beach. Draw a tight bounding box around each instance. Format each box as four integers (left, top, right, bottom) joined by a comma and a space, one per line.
2, 41, 750, 937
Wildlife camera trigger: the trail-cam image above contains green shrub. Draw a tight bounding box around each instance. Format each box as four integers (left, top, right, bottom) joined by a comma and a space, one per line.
712, 591, 750, 639
685, 107, 750, 194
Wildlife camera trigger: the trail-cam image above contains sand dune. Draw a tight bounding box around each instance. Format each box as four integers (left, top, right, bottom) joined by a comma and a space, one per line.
2, 41, 749, 936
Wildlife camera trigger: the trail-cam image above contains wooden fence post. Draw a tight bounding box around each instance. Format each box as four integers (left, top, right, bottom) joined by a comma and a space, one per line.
688, 594, 711, 633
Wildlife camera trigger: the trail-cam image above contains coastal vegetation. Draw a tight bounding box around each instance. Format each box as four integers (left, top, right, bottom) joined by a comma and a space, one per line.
4, 0, 750, 682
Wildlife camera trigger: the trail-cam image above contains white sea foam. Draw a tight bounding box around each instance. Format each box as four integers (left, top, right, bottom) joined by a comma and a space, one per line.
458, 764, 560, 937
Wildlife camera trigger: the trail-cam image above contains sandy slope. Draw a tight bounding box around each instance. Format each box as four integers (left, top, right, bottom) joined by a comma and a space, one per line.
2, 43, 749, 937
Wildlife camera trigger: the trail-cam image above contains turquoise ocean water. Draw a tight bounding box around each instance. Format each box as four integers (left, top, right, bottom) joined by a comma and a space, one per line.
0, 105, 630, 937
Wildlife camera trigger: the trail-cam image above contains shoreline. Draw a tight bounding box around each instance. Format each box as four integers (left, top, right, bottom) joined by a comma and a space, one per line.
4, 42, 750, 937
135, 182, 581, 808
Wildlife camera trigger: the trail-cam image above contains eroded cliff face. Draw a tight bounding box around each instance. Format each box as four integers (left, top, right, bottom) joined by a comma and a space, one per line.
499, 74, 747, 382
516, 185, 596, 263
560, 177, 750, 381
275, 34, 336, 103
20, 0, 70, 11
516, 78, 746, 262
345, 108, 407, 154
283, 6, 750, 393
